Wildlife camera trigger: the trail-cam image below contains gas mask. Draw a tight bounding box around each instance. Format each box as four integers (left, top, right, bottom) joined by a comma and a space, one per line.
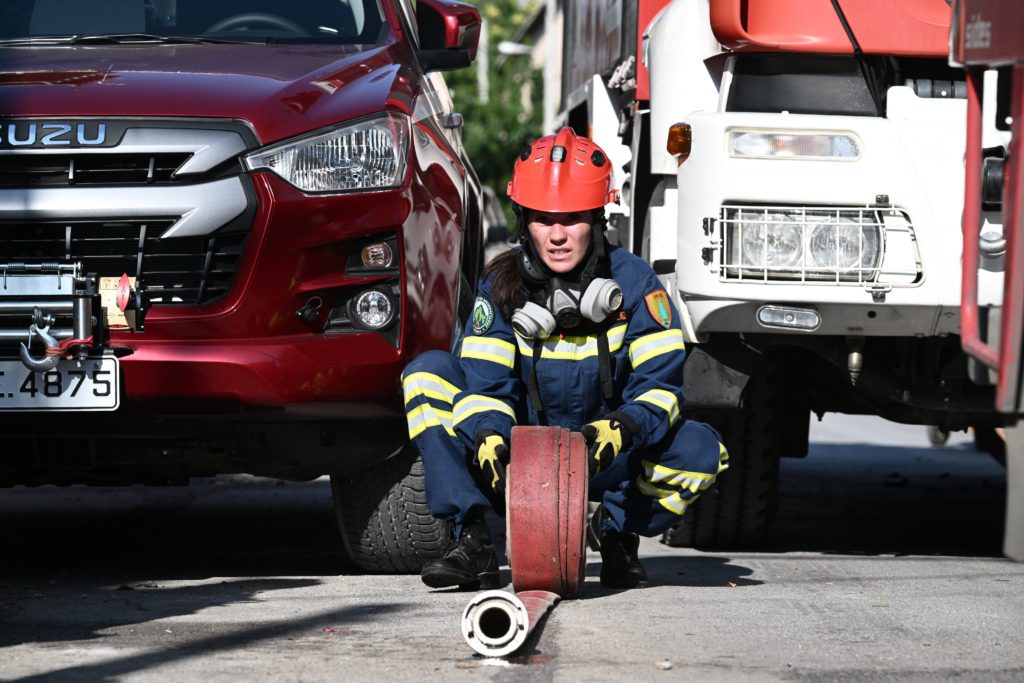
512, 276, 623, 340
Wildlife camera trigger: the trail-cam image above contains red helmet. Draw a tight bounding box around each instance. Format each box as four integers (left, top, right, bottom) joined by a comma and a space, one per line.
507, 127, 617, 213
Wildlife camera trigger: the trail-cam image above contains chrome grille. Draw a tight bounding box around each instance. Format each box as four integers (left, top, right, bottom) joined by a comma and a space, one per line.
0, 153, 193, 187
0, 221, 246, 305
716, 205, 923, 286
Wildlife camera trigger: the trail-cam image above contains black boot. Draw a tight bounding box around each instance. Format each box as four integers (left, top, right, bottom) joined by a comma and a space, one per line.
590, 506, 647, 588
421, 515, 499, 589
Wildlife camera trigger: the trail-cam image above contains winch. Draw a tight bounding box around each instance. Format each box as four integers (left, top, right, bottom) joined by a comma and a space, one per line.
0, 261, 101, 372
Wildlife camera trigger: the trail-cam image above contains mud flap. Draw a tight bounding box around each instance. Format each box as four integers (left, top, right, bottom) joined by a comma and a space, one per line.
1005, 424, 1024, 562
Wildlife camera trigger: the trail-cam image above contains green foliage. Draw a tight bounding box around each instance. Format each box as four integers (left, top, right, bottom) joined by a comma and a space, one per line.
447, 0, 542, 227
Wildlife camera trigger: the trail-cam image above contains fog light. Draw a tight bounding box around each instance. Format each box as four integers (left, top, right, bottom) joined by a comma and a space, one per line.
361, 242, 394, 269
757, 305, 820, 331
349, 289, 394, 330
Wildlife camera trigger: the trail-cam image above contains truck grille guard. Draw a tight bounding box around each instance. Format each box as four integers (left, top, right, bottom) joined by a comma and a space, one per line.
712, 204, 923, 290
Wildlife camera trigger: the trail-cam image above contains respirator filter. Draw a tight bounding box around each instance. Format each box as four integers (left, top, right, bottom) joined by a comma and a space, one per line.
511, 301, 556, 340
579, 278, 623, 322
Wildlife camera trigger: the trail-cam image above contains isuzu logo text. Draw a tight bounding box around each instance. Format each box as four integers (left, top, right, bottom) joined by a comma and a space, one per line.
0, 121, 107, 148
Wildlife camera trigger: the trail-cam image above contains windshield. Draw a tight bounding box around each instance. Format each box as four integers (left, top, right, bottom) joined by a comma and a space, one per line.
0, 0, 388, 44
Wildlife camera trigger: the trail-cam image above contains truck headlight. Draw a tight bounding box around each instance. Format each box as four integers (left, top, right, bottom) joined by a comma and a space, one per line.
731, 210, 803, 268
245, 113, 410, 193
808, 216, 881, 270
723, 207, 883, 281
728, 129, 860, 161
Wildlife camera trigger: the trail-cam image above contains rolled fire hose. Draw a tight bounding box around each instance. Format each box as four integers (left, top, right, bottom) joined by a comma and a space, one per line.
461, 427, 588, 657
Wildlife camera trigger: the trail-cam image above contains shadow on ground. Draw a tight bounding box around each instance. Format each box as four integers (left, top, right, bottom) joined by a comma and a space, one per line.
0, 439, 1008, 588
0, 477, 346, 582
4, 600, 402, 683
0, 578, 322, 648
675, 442, 1007, 558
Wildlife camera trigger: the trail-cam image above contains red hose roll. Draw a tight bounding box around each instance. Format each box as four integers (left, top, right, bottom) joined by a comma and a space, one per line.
507, 426, 588, 596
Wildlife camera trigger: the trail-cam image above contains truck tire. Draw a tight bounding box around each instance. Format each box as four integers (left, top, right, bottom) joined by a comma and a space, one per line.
331, 446, 450, 573
662, 364, 783, 548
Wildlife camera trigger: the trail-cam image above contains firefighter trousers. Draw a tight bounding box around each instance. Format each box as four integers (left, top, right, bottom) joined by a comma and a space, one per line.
401, 350, 729, 537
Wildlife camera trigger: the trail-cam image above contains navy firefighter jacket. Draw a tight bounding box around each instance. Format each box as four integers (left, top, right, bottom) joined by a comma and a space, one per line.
452, 245, 686, 451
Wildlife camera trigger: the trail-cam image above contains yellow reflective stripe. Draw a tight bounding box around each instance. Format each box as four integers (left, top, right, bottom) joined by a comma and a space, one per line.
461, 336, 516, 368
406, 403, 455, 439
451, 394, 517, 426
642, 459, 716, 495
514, 323, 628, 361
717, 442, 730, 475
402, 372, 460, 406
637, 477, 694, 516
635, 388, 681, 425
658, 493, 691, 515
629, 329, 686, 368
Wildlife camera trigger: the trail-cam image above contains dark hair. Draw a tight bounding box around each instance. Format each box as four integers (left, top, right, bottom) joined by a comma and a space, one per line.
481, 248, 529, 320
481, 208, 608, 319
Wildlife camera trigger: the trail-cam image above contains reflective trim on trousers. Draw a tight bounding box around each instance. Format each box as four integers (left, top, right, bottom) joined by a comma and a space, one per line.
641, 459, 717, 495
636, 477, 693, 516
406, 402, 456, 439
402, 371, 460, 406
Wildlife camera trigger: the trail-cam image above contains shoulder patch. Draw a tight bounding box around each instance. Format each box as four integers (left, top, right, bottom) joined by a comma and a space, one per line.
644, 290, 673, 329
472, 296, 495, 335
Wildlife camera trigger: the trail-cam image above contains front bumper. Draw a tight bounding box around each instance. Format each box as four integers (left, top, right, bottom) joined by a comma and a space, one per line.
99, 169, 460, 411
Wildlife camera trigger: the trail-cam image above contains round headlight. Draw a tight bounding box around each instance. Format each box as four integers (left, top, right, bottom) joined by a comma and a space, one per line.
349, 289, 394, 330
739, 213, 803, 268
809, 218, 880, 270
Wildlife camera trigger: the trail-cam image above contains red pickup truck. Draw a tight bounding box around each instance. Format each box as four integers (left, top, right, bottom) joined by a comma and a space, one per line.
0, 0, 484, 572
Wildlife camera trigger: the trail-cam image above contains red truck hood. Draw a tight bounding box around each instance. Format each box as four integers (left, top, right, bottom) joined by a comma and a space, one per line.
0, 43, 416, 145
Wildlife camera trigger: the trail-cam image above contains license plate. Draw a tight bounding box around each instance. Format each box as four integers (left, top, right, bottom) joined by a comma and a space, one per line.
0, 357, 119, 411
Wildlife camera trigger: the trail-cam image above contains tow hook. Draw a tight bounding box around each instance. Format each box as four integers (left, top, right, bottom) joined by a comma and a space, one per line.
19, 322, 61, 373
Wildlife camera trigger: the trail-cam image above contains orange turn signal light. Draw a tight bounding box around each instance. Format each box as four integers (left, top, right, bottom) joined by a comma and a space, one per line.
667, 123, 692, 163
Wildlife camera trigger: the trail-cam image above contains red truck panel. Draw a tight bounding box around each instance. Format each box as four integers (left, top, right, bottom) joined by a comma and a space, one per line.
636, 0, 673, 101
711, 0, 950, 57
951, 0, 1024, 65
955, 0, 1024, 413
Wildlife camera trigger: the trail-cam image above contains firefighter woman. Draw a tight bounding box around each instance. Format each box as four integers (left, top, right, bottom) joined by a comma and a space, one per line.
402, 128, 729, 590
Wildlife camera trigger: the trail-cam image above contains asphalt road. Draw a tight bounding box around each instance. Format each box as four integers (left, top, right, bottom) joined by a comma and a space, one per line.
1, 416, 1022, 682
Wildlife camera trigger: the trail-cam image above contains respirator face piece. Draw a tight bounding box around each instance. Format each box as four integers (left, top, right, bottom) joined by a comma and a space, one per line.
511, 301, 556, 340
512, 277, 624, 340
546, 280, 583, 329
